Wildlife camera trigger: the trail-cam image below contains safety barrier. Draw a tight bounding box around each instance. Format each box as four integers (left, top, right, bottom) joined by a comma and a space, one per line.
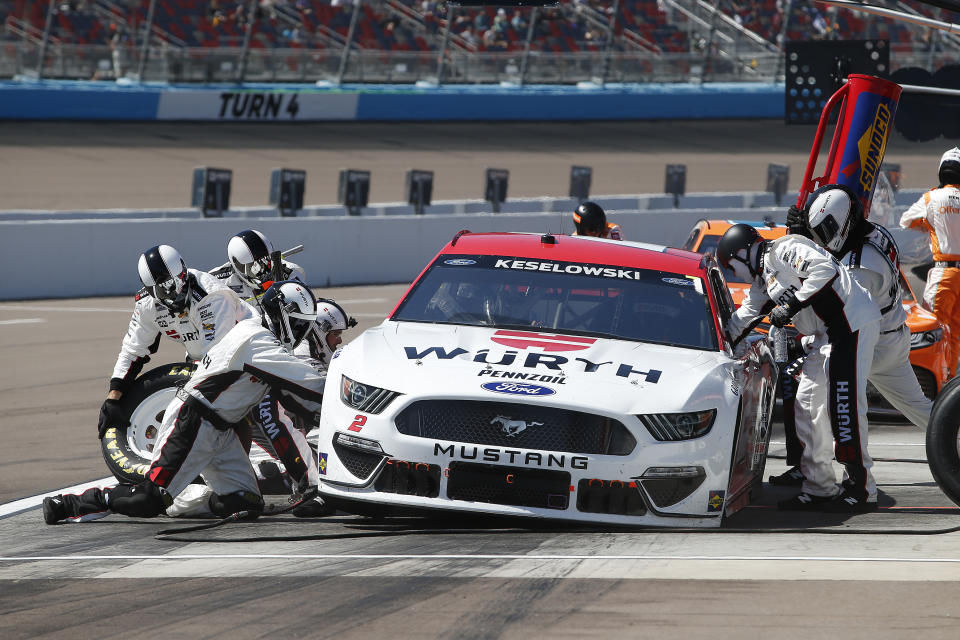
0, 79, 784, 121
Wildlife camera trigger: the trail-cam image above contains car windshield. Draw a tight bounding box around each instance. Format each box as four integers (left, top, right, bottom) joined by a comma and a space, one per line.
392, 254, 719, 350
695, 235, 749, 284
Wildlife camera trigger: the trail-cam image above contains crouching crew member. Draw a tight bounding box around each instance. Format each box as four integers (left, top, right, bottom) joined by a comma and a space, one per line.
44, 281, 326, 524
718, 224, 881, 512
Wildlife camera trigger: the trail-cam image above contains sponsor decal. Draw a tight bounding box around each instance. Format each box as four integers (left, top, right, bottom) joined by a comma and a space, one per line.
835, 380, 852, 442
332, 350, 341, 359
200, 309, 215, 320
169, 365, 193, 376
707, 490, 725, 512
258, 399, 280, 439
490, 415, 544, 437
434, 442, 588, 469
477, 369, 566, 384
857, 103, 891, 193
405, 345, 661, 383
444, 258, 477, 266
490, 330, 597, 352
202, 322, 215, 332
662, 277, 694, 286
318, 452, 328, 475
482, 381, 556, 397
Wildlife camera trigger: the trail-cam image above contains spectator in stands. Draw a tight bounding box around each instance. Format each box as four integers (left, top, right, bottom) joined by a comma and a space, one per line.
511, 11, 527, 32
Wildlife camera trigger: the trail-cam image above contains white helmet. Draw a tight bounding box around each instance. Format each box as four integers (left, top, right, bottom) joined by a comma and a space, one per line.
260, 281, 318, 352
308, 298, 357, 362
938, 147, 960, 187
138, 244, 190, 311
806, 186, 860, 254
228, 229, 274, 292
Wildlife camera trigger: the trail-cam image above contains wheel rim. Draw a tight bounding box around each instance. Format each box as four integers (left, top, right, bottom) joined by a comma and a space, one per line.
127, 388, 177, 459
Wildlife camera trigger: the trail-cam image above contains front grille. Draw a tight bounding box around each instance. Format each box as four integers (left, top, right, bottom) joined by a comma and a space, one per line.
395, 400, 636, 455
332, 441, 384, 480
576, 479, 646, 516
374, 459, 441, 497
446, 462, 570, 510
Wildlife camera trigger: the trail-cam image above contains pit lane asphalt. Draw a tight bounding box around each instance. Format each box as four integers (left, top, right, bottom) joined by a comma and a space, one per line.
3, 287, 960, 639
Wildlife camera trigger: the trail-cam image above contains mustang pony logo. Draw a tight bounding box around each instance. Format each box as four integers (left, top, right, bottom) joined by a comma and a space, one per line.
491, 415, 543, 437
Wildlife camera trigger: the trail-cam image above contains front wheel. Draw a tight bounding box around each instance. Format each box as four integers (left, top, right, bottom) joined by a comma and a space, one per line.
100, 363, 196, 483
925, 376, 960, 507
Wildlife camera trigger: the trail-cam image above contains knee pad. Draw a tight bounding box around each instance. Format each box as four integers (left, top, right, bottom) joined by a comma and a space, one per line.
208, 490, 264, 519
107, 482, 172, 518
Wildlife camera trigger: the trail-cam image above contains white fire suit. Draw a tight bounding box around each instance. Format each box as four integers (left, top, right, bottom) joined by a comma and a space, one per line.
110, 269, 257, 393
208, 260, 306, 302
728, 235, 880, 500
900, 185, 960, 376
841, 224, 932, 429
65, 318, 326, 522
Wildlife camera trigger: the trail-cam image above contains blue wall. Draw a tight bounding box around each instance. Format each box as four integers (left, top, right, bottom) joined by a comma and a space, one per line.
0, 80, 785, 121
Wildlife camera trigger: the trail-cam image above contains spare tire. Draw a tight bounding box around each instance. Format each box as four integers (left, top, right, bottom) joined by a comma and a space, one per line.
925, 375, 960, 507
100, 363, 196, 483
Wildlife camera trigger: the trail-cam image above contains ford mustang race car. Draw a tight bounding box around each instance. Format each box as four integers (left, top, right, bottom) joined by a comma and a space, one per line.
317, 231, 778, 527
682, 219, 950, 408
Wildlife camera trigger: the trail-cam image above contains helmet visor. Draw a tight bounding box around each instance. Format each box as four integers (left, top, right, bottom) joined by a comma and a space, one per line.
810, 215, 840, 249
152, 276, 187, 310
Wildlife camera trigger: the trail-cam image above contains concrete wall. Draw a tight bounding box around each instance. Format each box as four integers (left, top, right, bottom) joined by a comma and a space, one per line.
0, 206, 784, 300
0, 80, 785, 121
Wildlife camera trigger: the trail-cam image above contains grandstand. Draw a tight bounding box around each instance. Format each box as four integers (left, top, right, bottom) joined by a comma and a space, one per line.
1, 0, 957, 82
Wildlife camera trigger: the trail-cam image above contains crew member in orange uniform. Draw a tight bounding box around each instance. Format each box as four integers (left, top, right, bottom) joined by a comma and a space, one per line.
900, 147, 960, 377
572, 201, 623, 240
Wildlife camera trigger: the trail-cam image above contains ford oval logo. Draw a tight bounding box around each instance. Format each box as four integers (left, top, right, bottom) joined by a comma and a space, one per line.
481, 382, 556, 396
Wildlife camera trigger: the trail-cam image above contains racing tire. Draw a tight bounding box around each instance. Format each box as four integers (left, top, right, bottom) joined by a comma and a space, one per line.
925, 375, 960, 507
100, 363, 197, 483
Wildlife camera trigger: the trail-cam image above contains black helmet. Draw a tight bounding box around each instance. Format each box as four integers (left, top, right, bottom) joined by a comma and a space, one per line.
137, 244, 190, 312
573, 201, 606, 236
717, 224, 764, 279
260, 281, 317, 352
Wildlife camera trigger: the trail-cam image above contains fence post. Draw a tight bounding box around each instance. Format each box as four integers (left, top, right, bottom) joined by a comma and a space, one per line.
236, 0, 259, 83
518, 7, 538, 86
337, 0, 362, 84
137, 0, 158, 81
36, 0, 55, 79
436, 4, 455, 85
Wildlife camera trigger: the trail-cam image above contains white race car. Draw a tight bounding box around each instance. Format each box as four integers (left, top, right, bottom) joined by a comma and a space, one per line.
317, 231, 777, 527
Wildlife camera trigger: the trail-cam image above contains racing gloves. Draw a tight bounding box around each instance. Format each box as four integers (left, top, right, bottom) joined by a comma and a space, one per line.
786, 205, 811, 238
769, 292, 802, 329
98, 398, 129, 439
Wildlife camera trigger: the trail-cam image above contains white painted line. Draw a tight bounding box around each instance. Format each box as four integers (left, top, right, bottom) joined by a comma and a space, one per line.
0, 305, 130, 313
0, 318, 46, 325
2, 553, 960, 564
0, 477, 117, 519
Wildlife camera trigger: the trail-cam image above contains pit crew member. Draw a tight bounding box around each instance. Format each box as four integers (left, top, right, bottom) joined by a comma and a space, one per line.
209, 228, 306, 302
98, 244, 256, 440
572, 201, 623, 239
719, 224, 881, 512
900, 147, 960, 377
806, 185, 932, 430
44, 281, 326, 524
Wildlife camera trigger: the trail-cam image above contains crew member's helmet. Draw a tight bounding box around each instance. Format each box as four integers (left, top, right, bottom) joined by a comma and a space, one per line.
138, 244, 191, 312
228, 229, 275, 291
260, 281, 318, 352
716, 224, 765, 282
938, 147, 960, 187
573, 201, 607, 236
805, 184, 862, 254
308, 298, 357, 362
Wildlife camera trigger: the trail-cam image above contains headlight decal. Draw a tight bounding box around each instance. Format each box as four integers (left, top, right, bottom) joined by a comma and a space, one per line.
637, 409, 717, 441
910, 328, 943, 350
340, 375, 401, 414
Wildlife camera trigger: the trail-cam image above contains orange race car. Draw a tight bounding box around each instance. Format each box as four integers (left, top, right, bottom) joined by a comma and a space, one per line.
682, 219, 950, 412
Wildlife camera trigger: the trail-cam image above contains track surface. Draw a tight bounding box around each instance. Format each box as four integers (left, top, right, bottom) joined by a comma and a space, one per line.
0, 120, 952, 211
3, 287, 960, 639
3, 120, 960, 637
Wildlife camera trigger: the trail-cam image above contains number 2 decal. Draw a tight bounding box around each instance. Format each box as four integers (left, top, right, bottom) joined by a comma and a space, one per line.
348, 414, 366, 432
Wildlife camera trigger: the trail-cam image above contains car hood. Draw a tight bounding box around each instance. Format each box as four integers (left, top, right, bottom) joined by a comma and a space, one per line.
337, 321, 732, 415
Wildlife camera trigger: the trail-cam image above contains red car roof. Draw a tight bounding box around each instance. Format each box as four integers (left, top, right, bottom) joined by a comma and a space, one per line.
439, 232, 707, 274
